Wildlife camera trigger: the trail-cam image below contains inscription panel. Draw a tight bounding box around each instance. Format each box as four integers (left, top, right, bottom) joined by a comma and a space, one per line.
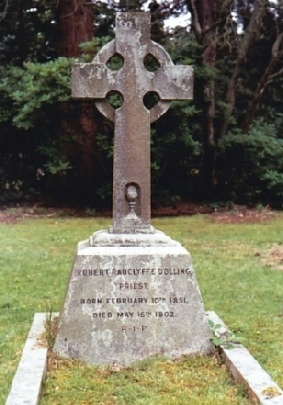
54, 244, 212, 366
78, 267, 192, 326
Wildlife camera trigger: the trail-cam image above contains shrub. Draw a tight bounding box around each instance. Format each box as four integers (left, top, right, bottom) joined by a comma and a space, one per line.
217, 120, 283, 205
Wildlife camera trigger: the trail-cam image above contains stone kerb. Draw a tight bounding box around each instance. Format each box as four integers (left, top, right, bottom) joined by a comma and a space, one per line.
7, 312, 283, 404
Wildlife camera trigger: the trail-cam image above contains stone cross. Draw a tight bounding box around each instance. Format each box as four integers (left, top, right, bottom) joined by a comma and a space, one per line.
72, 12, 193, 233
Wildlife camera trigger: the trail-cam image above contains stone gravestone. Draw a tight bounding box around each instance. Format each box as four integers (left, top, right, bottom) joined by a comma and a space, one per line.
54, 12, 213, 366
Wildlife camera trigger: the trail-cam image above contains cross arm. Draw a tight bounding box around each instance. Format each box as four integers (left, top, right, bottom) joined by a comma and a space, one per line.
72, 63, 117, 100
153, 65, 193, 101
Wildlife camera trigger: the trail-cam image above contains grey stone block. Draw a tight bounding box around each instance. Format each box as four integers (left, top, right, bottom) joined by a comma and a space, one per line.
6, 313, 51, 405
54, 231, 213, 366
207, 311, 283, 405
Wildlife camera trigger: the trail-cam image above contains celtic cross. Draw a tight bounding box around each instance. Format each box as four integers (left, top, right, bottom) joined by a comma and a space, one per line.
72, 12, 193, 233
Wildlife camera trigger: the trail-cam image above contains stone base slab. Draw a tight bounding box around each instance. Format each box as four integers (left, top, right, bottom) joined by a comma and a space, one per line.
89, 229, 179, 247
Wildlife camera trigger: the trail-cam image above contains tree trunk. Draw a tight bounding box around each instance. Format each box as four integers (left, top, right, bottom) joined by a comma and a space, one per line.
219, 0, 267, 138
202, 24, 216, 191
56, 0, 100, 205
189, 0, 217, 193
56, 0, 93, 57
242, 33, 283, 134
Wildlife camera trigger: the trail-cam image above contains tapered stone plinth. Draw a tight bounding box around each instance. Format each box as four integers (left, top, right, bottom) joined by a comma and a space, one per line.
54, 230, 213, 366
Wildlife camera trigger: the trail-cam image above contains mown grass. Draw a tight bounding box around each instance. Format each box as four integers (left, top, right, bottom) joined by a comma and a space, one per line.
1, 212, 283, 404
41, 356, 248, 404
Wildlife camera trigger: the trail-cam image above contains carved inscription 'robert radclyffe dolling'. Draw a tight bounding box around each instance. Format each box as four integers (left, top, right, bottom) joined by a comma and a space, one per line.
54, 12, 213, 367
76, 268, 193, 276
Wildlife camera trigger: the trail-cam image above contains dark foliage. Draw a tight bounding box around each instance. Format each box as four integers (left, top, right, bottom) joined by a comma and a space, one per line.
1, 1, 283, 207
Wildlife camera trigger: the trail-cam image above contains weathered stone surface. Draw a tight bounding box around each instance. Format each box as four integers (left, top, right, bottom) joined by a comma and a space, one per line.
6, 313, 50, 405
54, 233, 213, 366
72, 12, 193, 233
207, 312, 283, 405
89, 229, 179, 247
54, 12, 210, 367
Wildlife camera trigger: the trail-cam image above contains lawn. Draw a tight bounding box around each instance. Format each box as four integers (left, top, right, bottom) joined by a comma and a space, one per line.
1, 208, 283, 404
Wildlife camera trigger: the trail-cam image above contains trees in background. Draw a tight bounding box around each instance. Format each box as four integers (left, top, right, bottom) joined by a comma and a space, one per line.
1, 0, 283, 206
186, 0, 283, 195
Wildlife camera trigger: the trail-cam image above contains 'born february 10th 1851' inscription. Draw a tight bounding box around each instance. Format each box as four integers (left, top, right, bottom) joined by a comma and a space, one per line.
80, 297, 188, 304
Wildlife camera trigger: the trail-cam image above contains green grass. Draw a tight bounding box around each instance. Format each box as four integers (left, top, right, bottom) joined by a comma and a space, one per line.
1, 213, 283, 404
41, 356, 248, 405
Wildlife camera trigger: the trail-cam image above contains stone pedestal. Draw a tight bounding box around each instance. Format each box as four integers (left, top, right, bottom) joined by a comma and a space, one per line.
54, 230, 213, 366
